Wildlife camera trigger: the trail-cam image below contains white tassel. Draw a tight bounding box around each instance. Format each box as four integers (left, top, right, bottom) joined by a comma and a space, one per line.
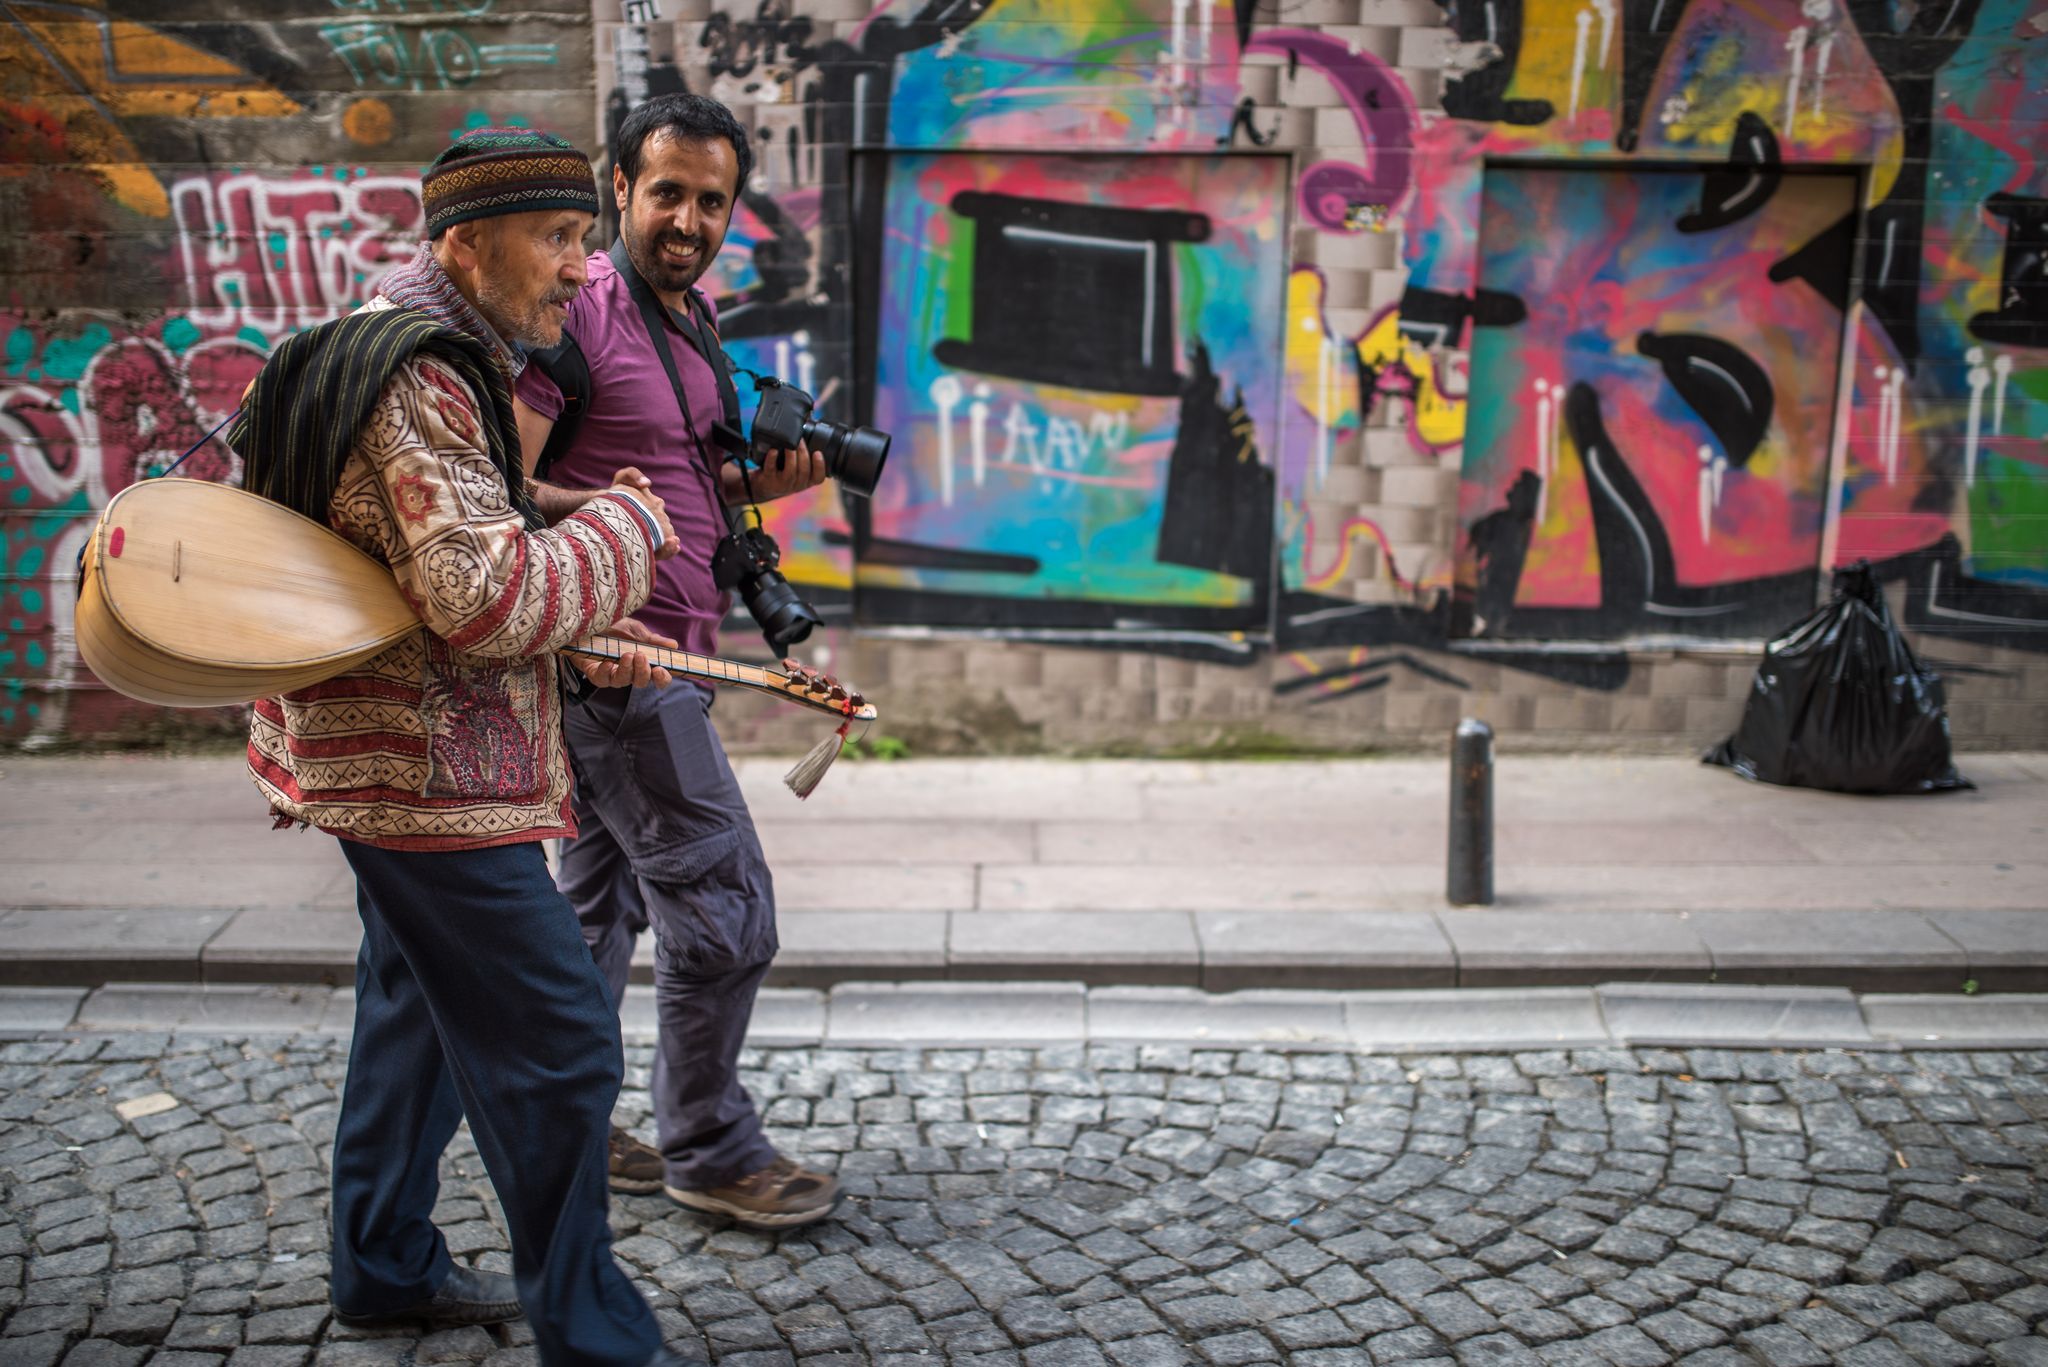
784, 720, 851, 800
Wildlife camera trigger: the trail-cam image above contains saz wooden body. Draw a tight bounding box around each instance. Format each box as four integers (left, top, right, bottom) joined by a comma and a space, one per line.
78, 479, 418, 707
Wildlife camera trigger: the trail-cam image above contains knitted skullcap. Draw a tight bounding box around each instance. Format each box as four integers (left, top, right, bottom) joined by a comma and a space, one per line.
421, 127, 599, 237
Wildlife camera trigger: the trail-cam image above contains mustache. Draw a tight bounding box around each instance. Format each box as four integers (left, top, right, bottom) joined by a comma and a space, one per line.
540, 283, 579, 307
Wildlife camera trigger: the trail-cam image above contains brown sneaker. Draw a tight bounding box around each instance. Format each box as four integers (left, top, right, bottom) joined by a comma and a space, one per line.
608, 1125, 664, 1194
665, 1156, 841, 1229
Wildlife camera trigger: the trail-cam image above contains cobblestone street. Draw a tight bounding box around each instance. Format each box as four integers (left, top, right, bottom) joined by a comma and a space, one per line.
4, 1034, 2048, 1367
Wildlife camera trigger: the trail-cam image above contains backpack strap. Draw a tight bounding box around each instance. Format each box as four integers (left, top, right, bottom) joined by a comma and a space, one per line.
525, 330, 591, 482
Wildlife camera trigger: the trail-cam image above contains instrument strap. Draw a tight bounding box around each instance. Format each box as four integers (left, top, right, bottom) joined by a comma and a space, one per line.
160, 409, 239, 479
77, 399, 242, 590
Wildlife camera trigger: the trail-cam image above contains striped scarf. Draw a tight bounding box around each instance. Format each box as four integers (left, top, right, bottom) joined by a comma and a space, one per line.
231, 249, 540, 530
375, 242, 526, 386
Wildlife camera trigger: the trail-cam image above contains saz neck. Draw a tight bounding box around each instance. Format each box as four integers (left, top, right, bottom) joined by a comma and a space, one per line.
563, 636, 869, 721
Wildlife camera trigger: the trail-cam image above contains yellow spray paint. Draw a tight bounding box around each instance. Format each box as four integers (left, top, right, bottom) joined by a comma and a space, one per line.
1355, 309, 1468, 452
1, 1, 300, 218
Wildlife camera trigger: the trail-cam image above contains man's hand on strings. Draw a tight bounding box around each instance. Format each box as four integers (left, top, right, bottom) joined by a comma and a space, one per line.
573, 617, 678, 689
724, 442, 827, 505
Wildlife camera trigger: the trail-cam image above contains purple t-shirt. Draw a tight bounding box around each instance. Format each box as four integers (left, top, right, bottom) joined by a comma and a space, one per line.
515, 251, 729, 660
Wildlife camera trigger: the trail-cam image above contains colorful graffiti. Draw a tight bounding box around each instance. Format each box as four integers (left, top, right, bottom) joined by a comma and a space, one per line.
320, 0, 561, 93
171, 172, 425, 338
0, 168, 420, 740
1455, 167, 1862, 637
628, 0, 2045, 663
0, 0, 576, 740
0, 0, 302, 219
1417, 0, 2048, 646
7, 0, 2047, 742
857, 151, 1287, 627
0, 318, 265, 738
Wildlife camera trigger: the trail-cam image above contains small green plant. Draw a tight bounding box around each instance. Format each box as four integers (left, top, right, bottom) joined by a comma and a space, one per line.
841, 733, 910, 762
1103, 729, 1381, 762
1962, 978, 1980, 996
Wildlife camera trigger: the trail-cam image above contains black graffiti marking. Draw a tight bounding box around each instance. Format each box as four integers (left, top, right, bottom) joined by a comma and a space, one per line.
1571, 381, 1681, 619
837, 532, 1041, 575
1636, 331, 1774, 467
1968, 193, 2048, 348
738, 186, 814, 307
1768, 212, 1857, 313
700, 0, 819, 80
1893, 534, 2048, 647
1556, 382, 1815, 638
933, 192, 1209, 397
1615, 0, 1689, 151
1157, 342, 1275, 583
833, 0, 997, 60
1676, 112, 1782, 234
1216, 95, 1276, 147
1395, 285, 1528, 349
1465, 468, 1542, 638
1438, 0, 1555, 126
1275, 652, 1473, 700
1836, 0, 1986, 364
1232, 0, 1258, 54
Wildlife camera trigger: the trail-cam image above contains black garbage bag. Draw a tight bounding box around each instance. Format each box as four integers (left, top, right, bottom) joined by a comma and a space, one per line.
1705, 563, 1972, 794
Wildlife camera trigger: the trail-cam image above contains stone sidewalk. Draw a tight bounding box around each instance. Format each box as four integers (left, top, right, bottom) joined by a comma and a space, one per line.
4, 1022, 2048, 1367
2, 753, 2045, 993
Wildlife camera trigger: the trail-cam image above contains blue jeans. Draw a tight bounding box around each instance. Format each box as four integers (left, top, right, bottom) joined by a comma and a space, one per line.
560, 682, 780, 1189
330, 838, 661, 1367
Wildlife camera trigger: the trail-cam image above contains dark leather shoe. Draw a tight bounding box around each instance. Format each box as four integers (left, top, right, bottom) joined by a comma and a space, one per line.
608, 1125, 665, 1194
333, 1265, 523, 1328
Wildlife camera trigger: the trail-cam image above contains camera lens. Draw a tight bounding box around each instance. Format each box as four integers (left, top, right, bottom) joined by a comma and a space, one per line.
803, 420, 890, 499
742, 570, 824, 651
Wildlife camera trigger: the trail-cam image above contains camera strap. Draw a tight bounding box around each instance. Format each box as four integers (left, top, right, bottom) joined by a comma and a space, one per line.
608, 239, 743, 454
600, 239, 760, 547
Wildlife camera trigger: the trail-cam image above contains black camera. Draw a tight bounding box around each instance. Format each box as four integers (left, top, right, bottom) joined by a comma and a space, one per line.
710, 376, 891, 653
748, 377, 890, 498
712, 523, 823, 653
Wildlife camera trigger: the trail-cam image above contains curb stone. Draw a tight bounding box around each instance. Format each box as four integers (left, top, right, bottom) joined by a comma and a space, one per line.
7, 981, 2048, 1050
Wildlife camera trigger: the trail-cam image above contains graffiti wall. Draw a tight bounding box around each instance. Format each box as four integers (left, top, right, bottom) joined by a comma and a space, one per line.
1456, 166, 1859, 639
860, 151, 1288, 629
0, 0, 592, 742
627, 0, 2038, 742
1414, 0, 2048, 653
6, 0, 2045, 747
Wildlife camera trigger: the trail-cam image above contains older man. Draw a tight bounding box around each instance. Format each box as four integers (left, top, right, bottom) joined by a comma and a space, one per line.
232, 128, 690, 1367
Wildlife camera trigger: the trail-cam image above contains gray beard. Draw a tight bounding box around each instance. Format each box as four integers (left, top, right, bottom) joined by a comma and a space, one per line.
477, 279, 561, 349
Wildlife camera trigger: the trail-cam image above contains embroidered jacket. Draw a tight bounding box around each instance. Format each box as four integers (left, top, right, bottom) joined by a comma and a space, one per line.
248, 296, 657, 850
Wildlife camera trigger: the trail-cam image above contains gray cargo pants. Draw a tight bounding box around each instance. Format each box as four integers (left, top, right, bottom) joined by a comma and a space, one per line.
558, 681, 780, 1191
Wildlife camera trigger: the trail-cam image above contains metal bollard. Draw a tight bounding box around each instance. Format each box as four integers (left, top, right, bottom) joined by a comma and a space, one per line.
1447, 717, 1494, 906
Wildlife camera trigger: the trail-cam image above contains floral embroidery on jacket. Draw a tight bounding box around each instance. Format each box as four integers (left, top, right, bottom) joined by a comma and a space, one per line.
392, 472, 436, 525
247, 302, 656, 852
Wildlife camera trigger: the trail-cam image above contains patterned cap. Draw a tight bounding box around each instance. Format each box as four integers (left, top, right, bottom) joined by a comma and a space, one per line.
421, 127, 599, 237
